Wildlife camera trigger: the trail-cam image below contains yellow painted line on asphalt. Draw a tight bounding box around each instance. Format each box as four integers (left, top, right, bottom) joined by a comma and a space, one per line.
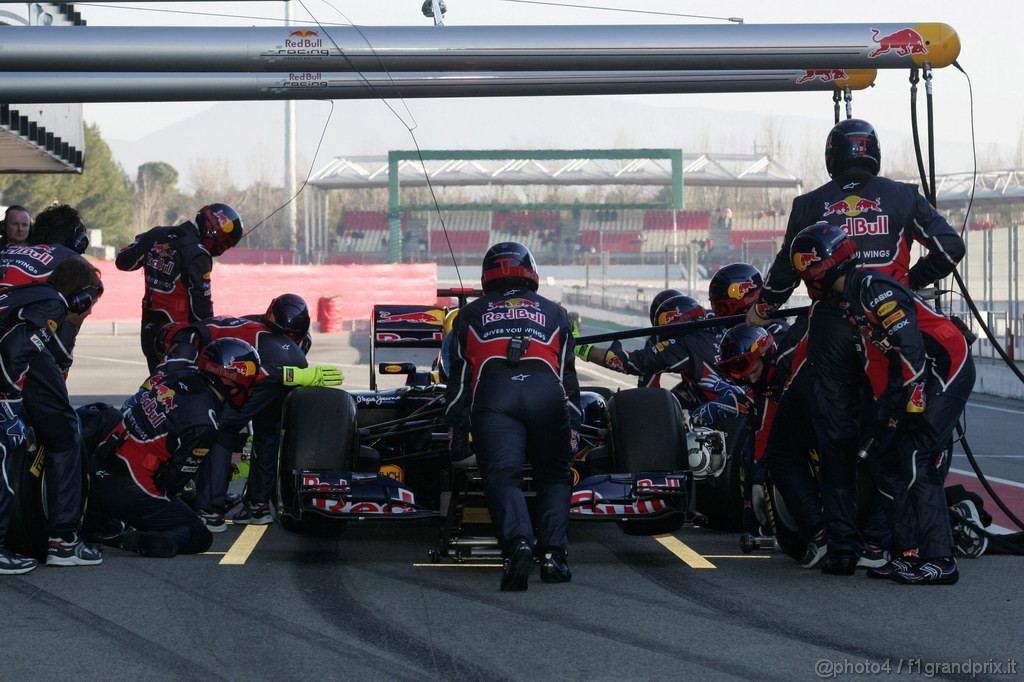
413, 563, 503, 568
220, 525, 268, 565
654, 534, 716, 569
703, 555, 772, 559
201, 551, 227, 556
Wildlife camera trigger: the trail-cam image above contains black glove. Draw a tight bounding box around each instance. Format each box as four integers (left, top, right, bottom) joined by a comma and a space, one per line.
901, 412, 939, 451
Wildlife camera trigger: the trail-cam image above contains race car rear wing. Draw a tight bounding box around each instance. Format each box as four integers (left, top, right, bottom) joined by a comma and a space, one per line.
368, 288, 482, 390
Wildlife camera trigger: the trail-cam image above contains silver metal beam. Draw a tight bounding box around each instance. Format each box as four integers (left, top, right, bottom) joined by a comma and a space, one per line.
0, 23, 959, 72
0, 69, 876, 104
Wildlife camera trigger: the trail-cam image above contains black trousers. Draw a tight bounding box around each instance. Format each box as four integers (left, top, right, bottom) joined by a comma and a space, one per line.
871, 358, 975, 559
471, 364, 573, 556
22, 349, 84, 535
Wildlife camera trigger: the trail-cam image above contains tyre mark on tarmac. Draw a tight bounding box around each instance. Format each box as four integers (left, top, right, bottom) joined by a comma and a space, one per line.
293, 549, 509, 682
594, 532, 960, 678
347, 561, 783, 680
3, 580, 224, 681
113, 557, 432, 680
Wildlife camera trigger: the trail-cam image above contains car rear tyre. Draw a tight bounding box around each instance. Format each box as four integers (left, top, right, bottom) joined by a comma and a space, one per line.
694, 413, 747, 532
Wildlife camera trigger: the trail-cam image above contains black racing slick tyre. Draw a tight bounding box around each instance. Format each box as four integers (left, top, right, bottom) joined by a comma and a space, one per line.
280, 387, 358, 472
694, 414, 747, 532
7, 446, 48, 560
277, 388, 356, 537
606, 388, 686, 474
606, 389, 687, 536
764, 482, 804, 561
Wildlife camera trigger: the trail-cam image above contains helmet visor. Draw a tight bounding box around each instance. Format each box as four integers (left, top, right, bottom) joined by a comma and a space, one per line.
717, 353, 759, 380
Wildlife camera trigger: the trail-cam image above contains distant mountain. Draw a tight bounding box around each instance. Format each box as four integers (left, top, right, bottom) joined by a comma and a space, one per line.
102, 96, 989, 191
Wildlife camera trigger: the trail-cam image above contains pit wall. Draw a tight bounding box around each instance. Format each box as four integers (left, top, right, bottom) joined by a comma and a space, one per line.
86, 261, 438, 324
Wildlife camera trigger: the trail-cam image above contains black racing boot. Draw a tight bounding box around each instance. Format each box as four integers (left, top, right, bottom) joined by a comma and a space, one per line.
119, 531, 180, 558
500, 540, 534, 592
820, 552, 857, 575
892, 557, 959, 585
539, 550, 572, 583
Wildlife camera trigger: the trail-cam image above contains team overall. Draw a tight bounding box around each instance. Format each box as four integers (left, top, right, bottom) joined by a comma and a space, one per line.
843, 268, 974, 562
116, 223, 214, 373
446, 287, 581, 562
753, 120, 965, 561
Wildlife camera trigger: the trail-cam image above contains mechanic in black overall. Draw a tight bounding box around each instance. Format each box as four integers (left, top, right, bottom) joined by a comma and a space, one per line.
575, 291, 740, 411
445, 242, 581, 591
0, 255, 103, 570
81, 338, 261, 557
790, 223, 974, 585
1, 203, 93, 376
747, 119, 965, 574
115, 203, 243, 373
160, 295, 342, 531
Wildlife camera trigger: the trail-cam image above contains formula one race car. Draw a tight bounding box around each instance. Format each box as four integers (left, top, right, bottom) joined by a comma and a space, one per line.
275, 289, 734, 558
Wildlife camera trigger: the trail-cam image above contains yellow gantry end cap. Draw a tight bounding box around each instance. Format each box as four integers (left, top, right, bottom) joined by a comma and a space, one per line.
913, 23, 960, 68
835, 69, 876, 90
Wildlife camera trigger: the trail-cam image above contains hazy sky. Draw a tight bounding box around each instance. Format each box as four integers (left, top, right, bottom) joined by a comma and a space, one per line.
76, 0, 1021, 181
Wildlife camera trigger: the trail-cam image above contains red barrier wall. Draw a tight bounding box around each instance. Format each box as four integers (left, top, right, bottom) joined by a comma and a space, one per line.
87, 261, 438, 326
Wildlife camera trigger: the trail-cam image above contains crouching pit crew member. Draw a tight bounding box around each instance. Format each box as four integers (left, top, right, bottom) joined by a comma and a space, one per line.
790, 223, 974, 584
445, 242, 581, 591
161, 294, 342, 531
82, 338, 261, 557
0, 255, 103, 567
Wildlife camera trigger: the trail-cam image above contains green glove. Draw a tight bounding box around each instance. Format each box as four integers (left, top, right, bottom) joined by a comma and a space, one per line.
574, 343, 593, 362
283, 365, 344, 387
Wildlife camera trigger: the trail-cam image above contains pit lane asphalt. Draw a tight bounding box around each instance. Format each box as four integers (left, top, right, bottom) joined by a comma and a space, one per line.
5, 330, 1021, 681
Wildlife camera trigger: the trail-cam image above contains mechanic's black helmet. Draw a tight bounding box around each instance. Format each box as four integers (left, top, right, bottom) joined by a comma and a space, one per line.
579, 391, 607, 430
265, 293, 310, 342
481, 241, 539, 292
648, 289, 684, 326
717, 324, 775, 381
825, 118, 881, 179
198, 337, 261, 408
708, 263, 764, 318
196, 203, 243, 257
299, 332, 312, 354
789, 222, 859, 300
650, 291, 707, 327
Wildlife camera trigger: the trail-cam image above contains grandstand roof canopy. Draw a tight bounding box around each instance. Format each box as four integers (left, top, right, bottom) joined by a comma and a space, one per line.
308, 151, 802, 191
913, 170, 1024, 209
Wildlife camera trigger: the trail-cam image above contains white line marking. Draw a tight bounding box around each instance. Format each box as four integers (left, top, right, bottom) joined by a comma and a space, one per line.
75, 354, 148, 366
948, 468, 1024, 489
967, 402, 1024, 415
950, 455, 1024, 459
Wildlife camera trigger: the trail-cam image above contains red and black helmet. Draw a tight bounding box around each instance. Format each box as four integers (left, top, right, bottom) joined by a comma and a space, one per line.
196, 203, 244, 257
649, 291, 706, 327
481, 241, 539, 292
716, 324, 775, 381
789, 222, 859, 300
708, 263, 764, 318
825, 118, 881, 179
265, 293, 311, 343
198, 337, 261, 408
